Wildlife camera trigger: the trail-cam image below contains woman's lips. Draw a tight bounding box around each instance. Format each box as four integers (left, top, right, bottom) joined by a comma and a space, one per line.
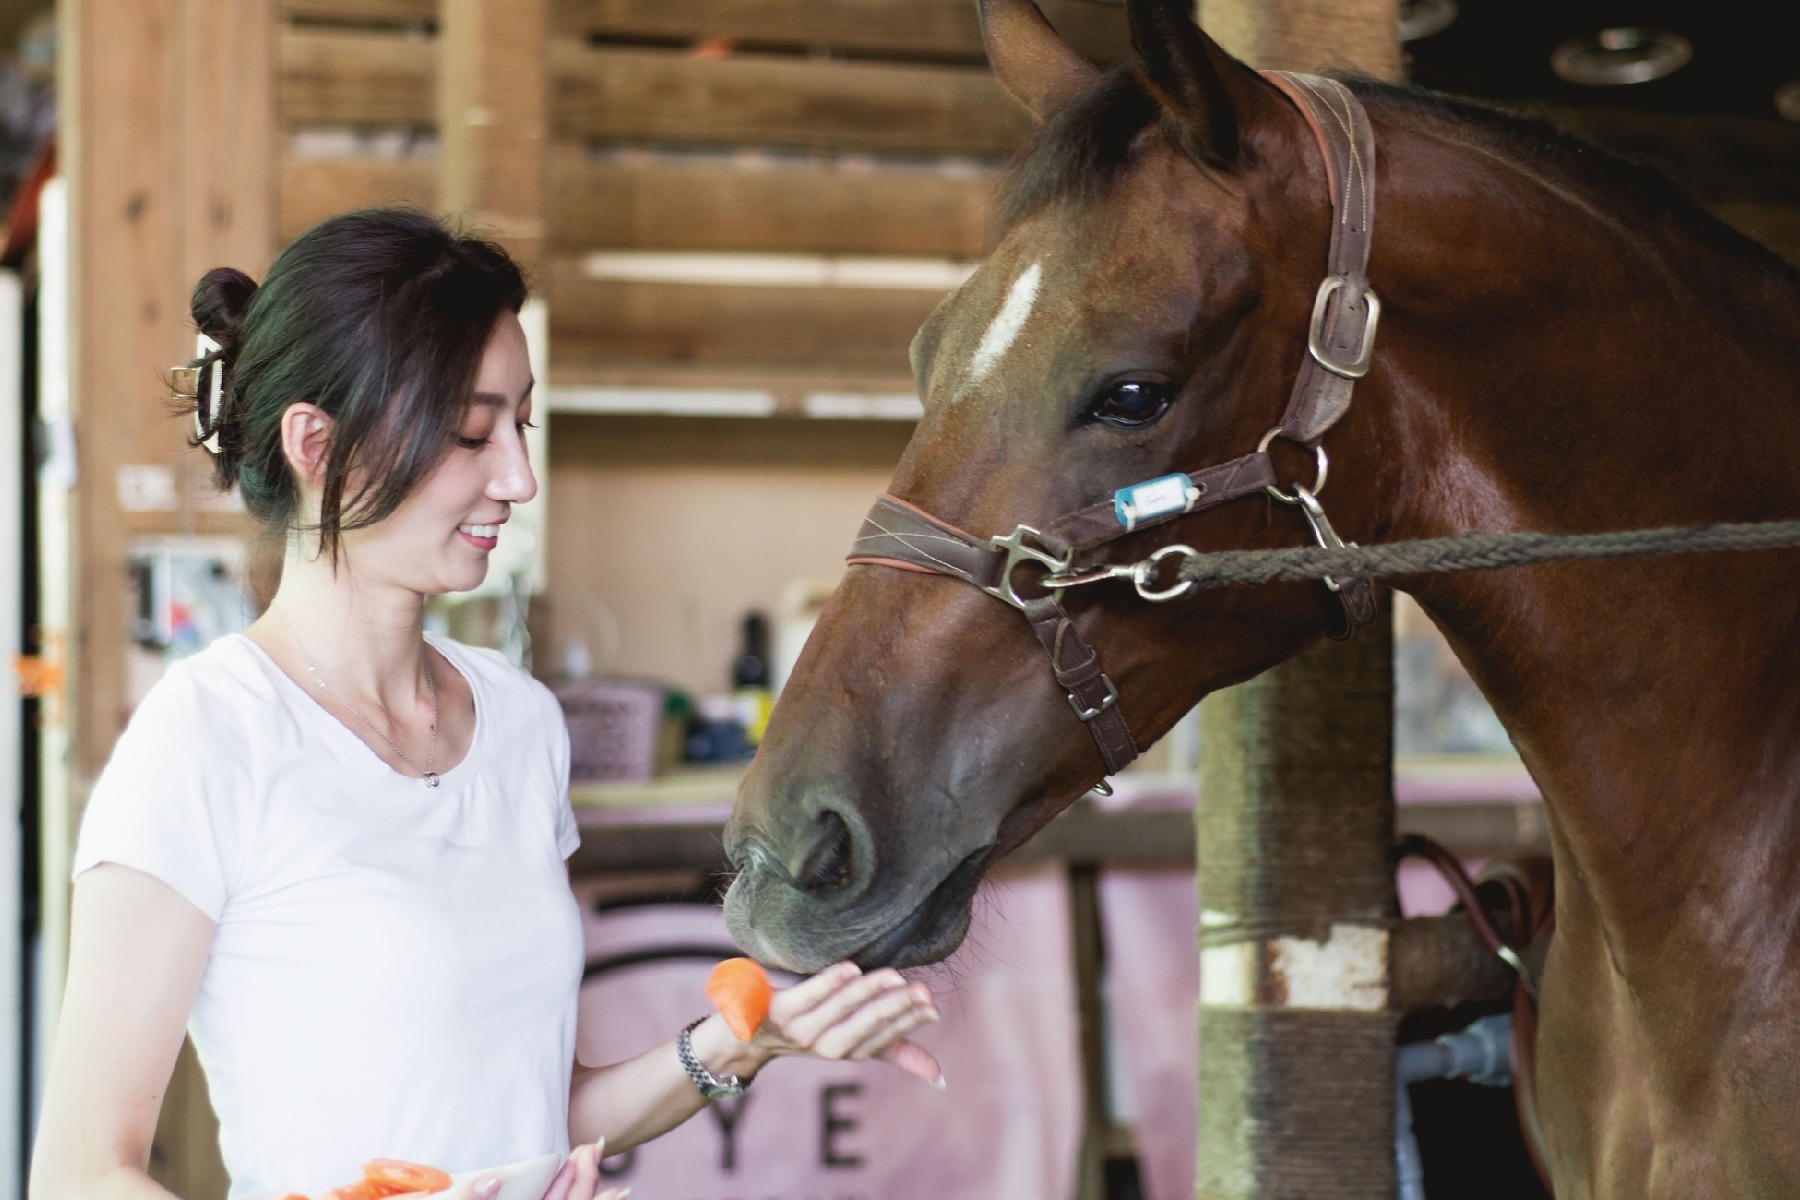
457, 522, 500, 550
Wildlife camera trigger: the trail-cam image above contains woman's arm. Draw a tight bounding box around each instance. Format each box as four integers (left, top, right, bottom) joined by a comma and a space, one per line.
29, 865, 216, 1200
568, 962, 940, 1153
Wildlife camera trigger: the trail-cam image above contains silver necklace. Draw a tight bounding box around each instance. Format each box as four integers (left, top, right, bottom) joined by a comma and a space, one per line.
276, 608, 440, 787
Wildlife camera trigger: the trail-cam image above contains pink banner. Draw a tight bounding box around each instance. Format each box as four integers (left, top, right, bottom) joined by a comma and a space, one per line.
1097, 870, 1198, 1200
575, 865, 1081, 1200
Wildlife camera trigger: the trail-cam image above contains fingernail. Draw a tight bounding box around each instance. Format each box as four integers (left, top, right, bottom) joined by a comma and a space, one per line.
931, 1072, 948, 1091
474, 1177, 501, 1199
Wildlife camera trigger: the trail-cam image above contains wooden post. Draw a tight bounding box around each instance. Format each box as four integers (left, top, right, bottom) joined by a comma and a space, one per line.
1192, 4, 1400, 1194
59, 2, 275, 1196
437, 0, 548, 274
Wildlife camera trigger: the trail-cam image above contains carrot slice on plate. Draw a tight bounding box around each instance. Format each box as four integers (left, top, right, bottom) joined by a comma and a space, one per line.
324, 1179, 400, 1200
362, 1160, 453, 1196
705, 957, 774, 1042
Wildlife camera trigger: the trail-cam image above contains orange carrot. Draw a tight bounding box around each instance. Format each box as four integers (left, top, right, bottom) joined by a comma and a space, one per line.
323, 1180, 400, 1200
706, 957, 774, 1041
362, 1160, 453, 1195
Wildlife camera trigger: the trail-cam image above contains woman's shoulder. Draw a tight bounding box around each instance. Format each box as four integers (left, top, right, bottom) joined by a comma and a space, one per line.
125, 634, 286, 739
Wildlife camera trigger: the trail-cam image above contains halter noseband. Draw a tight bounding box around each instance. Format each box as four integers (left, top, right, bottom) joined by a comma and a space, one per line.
844, 73, 1381, 783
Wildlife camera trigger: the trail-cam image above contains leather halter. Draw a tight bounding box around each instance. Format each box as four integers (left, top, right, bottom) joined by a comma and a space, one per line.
845, 73, 1381, 781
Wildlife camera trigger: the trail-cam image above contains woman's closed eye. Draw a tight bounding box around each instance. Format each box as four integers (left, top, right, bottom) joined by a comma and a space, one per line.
459, 421, 535, 449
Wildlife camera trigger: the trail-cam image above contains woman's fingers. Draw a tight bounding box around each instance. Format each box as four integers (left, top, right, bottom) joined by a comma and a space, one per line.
877, 1037, 947, 1089
812, 981, 937, 1059
764, 961, 862, 1029
776, 968, 912, 1047
561, 1142, 605, 1200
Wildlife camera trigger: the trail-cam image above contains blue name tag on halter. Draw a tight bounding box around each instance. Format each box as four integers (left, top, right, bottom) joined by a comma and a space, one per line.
1114, 473, 1199, 529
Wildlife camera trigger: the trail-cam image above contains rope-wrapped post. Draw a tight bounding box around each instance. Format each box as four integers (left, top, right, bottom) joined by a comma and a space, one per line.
1197, 594, 1399, 1199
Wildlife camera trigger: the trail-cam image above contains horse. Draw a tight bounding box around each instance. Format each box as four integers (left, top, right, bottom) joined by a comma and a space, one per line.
720, 0, 1800, 1193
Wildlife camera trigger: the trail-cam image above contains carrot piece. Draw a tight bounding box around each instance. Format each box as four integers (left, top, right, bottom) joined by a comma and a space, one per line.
324, 1180, 400, 1200
362, 1160, 453, 1195
706, 957, 774, 1042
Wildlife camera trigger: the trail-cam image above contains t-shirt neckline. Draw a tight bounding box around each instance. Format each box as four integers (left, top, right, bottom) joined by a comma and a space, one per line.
230, 631, 489, 791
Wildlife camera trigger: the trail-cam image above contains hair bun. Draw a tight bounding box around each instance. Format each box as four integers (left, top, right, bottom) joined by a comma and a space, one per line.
190, 267, 259, 353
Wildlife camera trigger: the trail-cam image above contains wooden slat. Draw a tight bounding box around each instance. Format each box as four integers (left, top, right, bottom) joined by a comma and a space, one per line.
279, 24, 434, 126
547, 259, 940, 372
279, 29, 1028, 155
551, 0, 1128, 65
547, 144, 996, 257
550, 41, 1029, 155
278, 156, 436, 242
280, 0, 433, 24
439, 0, 549, 270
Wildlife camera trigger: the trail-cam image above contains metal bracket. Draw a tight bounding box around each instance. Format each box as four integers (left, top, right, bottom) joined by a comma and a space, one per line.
983, 525, 1071, 609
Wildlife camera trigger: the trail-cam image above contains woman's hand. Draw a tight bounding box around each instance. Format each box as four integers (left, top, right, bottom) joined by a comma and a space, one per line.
536, 1140, 628, 1200
750, 962, 944, 1087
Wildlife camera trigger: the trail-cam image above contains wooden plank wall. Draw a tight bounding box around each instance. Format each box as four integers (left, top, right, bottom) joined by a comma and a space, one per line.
276, 0, 1128, 402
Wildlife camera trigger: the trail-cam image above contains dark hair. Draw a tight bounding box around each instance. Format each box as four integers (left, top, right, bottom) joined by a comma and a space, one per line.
179, 207, 528, 560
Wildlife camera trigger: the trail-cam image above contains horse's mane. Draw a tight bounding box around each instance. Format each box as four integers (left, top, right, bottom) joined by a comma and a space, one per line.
995, 65, 1800, 293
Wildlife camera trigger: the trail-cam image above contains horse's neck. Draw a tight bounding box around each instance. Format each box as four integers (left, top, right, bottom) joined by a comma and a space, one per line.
1375, 115, 1800, 944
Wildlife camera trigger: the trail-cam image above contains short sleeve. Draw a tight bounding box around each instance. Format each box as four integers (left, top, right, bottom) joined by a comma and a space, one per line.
543, 685, 580, 860
71, 662, 255, 921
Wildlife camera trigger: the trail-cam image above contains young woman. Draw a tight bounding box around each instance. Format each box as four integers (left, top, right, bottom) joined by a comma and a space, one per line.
28, 209, 941, 1200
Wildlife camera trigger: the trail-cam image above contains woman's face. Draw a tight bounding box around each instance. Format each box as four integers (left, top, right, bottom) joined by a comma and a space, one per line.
340, 311, 538, 595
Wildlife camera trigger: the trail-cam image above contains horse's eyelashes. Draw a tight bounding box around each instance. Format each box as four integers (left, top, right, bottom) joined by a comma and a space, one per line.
1085, 380, 1175, 428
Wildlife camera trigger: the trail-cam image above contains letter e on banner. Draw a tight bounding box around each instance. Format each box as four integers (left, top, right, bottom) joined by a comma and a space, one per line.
820, 1083, 864, 1169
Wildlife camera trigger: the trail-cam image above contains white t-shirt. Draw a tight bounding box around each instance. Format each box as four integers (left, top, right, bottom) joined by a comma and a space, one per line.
72, 633, 585, 1200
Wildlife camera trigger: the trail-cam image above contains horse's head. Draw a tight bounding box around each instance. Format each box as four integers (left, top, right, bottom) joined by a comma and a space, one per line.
725, 0, 1393, 971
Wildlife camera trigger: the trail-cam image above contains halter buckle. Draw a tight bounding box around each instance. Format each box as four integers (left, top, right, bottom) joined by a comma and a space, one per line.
984, 526, 1072, 610
1308, 275, 1381, 380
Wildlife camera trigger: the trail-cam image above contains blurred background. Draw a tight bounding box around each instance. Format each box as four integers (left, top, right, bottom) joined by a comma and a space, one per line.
0, 1, 1795, 1198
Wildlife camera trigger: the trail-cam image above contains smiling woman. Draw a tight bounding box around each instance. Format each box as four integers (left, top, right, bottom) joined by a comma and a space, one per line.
28, 207, 943, 1200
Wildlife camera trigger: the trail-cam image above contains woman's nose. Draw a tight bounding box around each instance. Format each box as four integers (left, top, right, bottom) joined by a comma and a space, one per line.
487, 432, 539, 504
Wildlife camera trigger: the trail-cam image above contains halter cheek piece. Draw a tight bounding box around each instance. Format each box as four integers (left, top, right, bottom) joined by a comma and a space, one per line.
846, 73, 1381, 783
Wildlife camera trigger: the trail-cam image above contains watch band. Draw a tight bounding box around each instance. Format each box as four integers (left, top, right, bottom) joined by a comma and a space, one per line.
677, 1017, 746, 1101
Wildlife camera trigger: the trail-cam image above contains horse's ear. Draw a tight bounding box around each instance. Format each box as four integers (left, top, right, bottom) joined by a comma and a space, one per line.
1126, 0, 1271, 168
979, 0, 1102, 121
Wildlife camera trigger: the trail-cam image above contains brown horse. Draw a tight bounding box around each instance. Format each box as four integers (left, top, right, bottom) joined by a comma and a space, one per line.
721, 0, 1800, 1193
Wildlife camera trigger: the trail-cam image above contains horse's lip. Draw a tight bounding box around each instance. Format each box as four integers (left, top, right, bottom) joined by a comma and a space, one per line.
848, 845, 991, 969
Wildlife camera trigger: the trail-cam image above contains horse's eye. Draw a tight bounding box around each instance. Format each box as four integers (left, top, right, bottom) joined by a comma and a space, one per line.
1088, 380, 1174, 428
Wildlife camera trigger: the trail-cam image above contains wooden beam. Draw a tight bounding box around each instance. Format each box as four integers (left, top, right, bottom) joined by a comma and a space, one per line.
278, 156, 436, 242
279, 30, 1029, 156
279, 24, 435, 127
64, 2, 277, 1197
282, 142, 996, 259
439, 0, 549, 269
547, 262, 941, 373
1204, 0, 1402, 78
552, 0, 1129, 65
550, 41, 1031, 156
546, 144, 996, 258
280, 0, 433, 25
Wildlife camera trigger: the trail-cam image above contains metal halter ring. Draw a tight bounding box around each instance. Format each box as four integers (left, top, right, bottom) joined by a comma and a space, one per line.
1131, 544, 1199, 602
1257, 426, 1330, 505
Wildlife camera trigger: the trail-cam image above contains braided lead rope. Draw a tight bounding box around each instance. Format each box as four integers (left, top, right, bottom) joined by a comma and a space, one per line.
1149, 519, 1800, 592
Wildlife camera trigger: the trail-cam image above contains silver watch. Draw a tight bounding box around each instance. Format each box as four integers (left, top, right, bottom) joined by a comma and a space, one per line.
677, 1017, 746, 1101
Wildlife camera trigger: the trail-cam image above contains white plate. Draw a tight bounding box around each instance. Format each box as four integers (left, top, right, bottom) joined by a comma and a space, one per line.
434, 1153, 565, 1200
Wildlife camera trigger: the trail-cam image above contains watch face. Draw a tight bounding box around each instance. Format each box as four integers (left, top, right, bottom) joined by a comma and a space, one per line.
707, 1082, 746, 1100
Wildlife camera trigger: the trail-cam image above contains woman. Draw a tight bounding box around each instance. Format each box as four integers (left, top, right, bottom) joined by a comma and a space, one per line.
29, 209, 941, 1200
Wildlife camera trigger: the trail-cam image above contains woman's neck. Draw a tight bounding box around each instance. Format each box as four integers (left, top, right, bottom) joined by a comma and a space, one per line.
257, 537, 431, 707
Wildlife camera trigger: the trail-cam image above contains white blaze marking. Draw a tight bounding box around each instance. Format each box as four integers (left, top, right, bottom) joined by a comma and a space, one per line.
965, 262, 1043, 388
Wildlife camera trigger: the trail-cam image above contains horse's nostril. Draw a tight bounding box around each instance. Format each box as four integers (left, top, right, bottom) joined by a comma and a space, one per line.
795, 809, 855, 895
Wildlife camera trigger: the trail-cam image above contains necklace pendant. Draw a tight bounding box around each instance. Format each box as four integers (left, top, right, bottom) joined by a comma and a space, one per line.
424, 771, 440, 788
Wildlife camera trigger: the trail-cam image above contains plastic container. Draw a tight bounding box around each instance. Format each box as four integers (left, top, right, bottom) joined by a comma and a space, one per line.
556, 680, 667, 783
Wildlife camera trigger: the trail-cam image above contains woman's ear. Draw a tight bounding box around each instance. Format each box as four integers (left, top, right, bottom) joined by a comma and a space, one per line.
280, 402, 334, 489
